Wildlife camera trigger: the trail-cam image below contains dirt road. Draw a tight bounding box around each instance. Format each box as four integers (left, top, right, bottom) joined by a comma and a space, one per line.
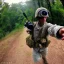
0, 28, 64, 64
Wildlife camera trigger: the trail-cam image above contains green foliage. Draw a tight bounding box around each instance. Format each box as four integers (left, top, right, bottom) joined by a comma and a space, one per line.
0, 1, 36, 39
0, 0, 64, 39
0, 28, 4, 38
51, 8, 64, 25
25, 8, 34, 21
0, 3, 24, 39
47, 0, 64, 25
51, 0, 63, 8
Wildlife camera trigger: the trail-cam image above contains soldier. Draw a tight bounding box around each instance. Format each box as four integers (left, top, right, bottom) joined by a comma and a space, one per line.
26, 7, 64, 64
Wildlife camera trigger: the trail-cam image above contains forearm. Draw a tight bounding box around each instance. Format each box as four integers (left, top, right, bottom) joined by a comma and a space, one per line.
48, 24, 64, 39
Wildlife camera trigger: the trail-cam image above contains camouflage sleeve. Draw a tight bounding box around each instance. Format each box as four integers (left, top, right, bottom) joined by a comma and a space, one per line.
47, 23, 64, 39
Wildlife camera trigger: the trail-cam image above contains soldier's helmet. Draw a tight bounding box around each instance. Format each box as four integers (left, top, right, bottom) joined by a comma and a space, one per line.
35, 7, 49, 18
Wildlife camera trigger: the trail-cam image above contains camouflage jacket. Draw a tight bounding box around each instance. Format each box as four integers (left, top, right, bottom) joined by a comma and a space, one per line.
33, 21, 63, 42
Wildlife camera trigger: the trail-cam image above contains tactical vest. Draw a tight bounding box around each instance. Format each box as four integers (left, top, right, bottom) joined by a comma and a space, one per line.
26, 22, 50, 48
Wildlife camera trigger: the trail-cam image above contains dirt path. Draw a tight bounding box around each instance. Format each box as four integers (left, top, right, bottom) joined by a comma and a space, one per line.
0, 28, 64, 64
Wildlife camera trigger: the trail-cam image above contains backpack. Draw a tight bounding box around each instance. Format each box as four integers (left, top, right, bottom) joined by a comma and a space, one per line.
26, 22, 50, 48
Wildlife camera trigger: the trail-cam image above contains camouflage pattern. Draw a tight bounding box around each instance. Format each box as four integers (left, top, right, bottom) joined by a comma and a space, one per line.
35, 7, 49, 18
33, 21, 63, 62
33, 22, 63, 42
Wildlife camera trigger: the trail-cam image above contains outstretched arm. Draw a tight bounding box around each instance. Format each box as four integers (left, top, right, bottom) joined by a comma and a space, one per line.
58, 28, 64, 40
47, 23, 64, 40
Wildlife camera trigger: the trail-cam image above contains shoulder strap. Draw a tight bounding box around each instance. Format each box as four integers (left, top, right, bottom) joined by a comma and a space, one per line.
31, 22, 36, 40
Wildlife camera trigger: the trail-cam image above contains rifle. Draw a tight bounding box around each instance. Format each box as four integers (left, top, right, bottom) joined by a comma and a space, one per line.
23, 12, 34, 33
23, 12, 29, 21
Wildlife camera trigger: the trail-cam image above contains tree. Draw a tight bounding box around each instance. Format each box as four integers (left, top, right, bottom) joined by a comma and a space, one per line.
60, 0, 64, 7
49, 0, 56, 5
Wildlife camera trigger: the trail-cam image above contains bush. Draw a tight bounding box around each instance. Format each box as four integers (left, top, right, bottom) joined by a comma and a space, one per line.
47, 6, 64, 26
0, 29, 4, 38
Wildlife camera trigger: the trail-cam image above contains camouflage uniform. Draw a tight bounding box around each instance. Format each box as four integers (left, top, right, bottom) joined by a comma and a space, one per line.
25, 7, 64, 63
33, 21, 63, 62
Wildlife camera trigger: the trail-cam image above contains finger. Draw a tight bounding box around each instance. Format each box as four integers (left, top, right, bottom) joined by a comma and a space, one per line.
62, 33, 64, 37
61, 37, 64, 40
59, 28, 64, 34
61, 30, 64, 34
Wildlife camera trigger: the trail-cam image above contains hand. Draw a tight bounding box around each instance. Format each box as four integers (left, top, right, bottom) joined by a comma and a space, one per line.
26, 29, 31, 34
59, 28, 64, 40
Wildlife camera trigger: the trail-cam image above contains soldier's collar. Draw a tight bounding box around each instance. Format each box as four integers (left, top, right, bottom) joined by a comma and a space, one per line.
36, 22, 47, 29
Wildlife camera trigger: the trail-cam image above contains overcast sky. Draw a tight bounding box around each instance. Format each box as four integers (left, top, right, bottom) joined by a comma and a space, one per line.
4, 0, 29, 5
